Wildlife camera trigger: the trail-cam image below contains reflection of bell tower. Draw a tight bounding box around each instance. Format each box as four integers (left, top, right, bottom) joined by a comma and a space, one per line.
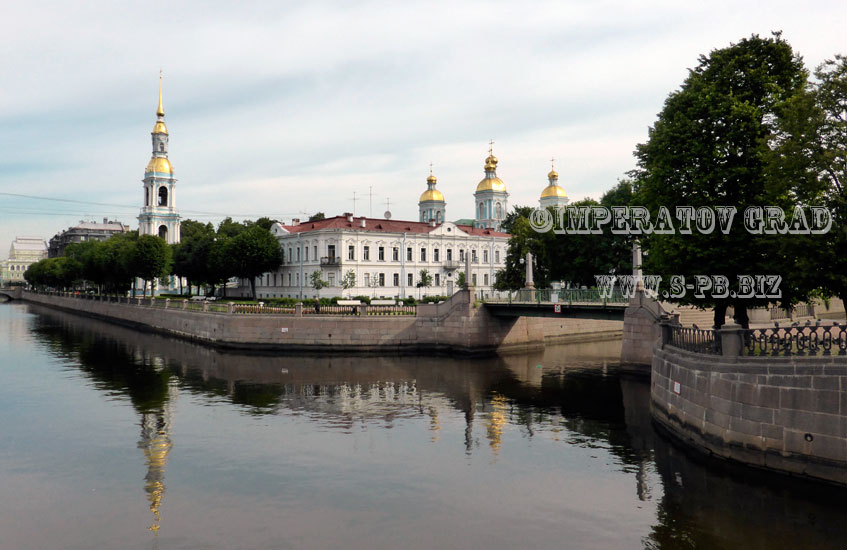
137, 384, 176, 533
485, 394, 508, 456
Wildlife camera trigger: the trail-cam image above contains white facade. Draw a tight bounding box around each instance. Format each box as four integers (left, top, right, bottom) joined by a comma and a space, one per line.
234, 216, 509, 300
1, 237, 48, 285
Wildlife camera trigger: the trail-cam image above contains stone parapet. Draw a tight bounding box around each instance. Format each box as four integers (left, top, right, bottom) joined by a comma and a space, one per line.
651, 343, 847, 486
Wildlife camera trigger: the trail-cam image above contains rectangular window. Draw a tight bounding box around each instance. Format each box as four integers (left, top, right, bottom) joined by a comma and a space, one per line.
288, 273, 291, 286
472, 274, 477, 286
459, 249, 465, 261
327, 245, 336, 260
297, 247, 300, 262
363, 246, 370, 261
407, 247, 412, 261
296, 273, 300, 286
393, 273, 399, 286
495, 250, 500, 263
314, 245, 317, 259
305, 248, 309, 261
378, 246, 385, 261
483, 250, 488, 263
392, 247, 399, 261
378, 273, 385, 286
420, 248, 426, 262
364, 273, 370, 286
348, 245, 355, 260
288, 248, 293, 263
435, 274, 440, 286
484, 274, 489, 285
328, 273, 335, 286
472, 250, 477, 263
447, 249, 453, 261
408, 273, 413, 286
434, 248, 439, 262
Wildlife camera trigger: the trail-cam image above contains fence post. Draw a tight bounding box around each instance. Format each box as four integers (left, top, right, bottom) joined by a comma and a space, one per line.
203, 301, 209, 312
360, 304, 369, 316
295, 302, 303, 317
165, 298, 171, 309
149, 297, 155, 307
659, 316, 673, 348
182, 300, 188, 311
227, 302, 234, 314
720, 322, 744, 357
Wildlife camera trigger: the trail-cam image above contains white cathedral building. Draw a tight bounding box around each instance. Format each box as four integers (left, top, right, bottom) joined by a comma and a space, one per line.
233, 147, 566, 300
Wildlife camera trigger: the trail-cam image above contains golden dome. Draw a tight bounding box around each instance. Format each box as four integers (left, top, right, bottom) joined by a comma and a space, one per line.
540, 184, 567, 199
427, 174, 437, 184
152, 121, 168, 135
476, 177, 507, 193
484, 154, 498, 171
146, 157, 174, 175
548, 169, 558, 180
420, 189, 445, 202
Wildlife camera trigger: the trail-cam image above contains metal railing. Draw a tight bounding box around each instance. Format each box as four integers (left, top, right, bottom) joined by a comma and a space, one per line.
320, 256, 342, 266
745, 323, 847, 356
476, 288, 628, 306
669, 325, 722, 355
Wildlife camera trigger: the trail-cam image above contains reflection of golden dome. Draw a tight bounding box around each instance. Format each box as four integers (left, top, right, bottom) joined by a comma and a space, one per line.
476, 177, 507, 193
146, 157, 174, 175
153, 121, 168, 135
419, 189, 445, 202
540, 184, 567, 199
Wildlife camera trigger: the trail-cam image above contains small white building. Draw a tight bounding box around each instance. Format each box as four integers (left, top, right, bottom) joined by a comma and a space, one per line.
234, 214, 509, 300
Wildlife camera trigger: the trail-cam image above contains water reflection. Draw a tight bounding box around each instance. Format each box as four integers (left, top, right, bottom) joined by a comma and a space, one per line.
10, 303, 847, 549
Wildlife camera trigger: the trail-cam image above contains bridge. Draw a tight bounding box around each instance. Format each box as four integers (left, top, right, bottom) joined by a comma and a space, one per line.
0, 287, 22, 301
476, 288, 629, 321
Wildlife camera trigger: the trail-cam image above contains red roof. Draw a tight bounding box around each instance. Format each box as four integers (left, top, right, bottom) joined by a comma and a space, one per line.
281, 215, 509, 237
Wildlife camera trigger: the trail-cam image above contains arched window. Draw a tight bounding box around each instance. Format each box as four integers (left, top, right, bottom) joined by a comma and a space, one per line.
145, 188, 149, 206
158, 186, 168, 207
436, 211, 442, 223
158, 225, 168, 240
479, 203, 485, 219
495, 202, 502, 219
159, 143, 164, 152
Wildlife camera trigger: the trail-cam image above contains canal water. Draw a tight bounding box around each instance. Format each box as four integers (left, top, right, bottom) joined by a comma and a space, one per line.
1, 302, 846, 550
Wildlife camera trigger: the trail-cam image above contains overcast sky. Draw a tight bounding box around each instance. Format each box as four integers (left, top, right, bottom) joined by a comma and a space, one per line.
2, 0, 846, 259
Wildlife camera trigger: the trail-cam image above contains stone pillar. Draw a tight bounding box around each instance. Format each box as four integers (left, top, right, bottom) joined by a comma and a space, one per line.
295, 302, 303, 317
659, 316, 673, 348
203, 301, 209, 312
524, 251, 535, 290
165, 298, 171, 309
464, 253, 473, 290
149, 297, 155, 307
227, 302, 234, 314
720, 322, 744, 357
182, 300, 188, 311
360, 304, 369, 316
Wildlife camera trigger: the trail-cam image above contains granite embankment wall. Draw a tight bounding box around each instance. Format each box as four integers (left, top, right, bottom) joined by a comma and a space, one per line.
22, 291, 621, 354
652, 340, 847, 486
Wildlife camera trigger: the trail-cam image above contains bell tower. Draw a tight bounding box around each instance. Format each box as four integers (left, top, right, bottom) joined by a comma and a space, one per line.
138, 73, 181, 245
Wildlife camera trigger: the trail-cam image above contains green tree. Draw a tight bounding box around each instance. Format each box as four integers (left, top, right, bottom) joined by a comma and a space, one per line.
133, 234, 172, 297
309, 270, 328, 297
417, 269, 433, 297
632, 33, 814, 328
308, 212, 326, 222
340, 269, 356, 296
500, 205, 534, 234
456, 271, 467, 290
224, 225, 283, 300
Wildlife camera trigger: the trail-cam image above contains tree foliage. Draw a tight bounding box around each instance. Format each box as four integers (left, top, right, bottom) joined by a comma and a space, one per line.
632, 33, 816, 327
224, 225, 283, 300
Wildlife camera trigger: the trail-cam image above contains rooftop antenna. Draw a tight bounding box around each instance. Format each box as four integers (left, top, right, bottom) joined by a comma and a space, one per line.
384, 197, 392, 220
349, 191, 358, 216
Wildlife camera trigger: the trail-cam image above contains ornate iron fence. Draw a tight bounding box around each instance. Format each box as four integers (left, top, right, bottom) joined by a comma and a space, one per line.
745, 323, 847, 356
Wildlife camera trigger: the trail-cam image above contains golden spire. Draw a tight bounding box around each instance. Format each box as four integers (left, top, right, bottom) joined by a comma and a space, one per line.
484, 140, 498, 171
427, 162, 436, 183
548, 156, 558, 180
156, 70, 164, 117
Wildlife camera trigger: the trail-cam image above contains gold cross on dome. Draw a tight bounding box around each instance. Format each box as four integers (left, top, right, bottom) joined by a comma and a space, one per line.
551, 157, 555, 169
429, 162, 433, 175
488, 139, 494, 155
